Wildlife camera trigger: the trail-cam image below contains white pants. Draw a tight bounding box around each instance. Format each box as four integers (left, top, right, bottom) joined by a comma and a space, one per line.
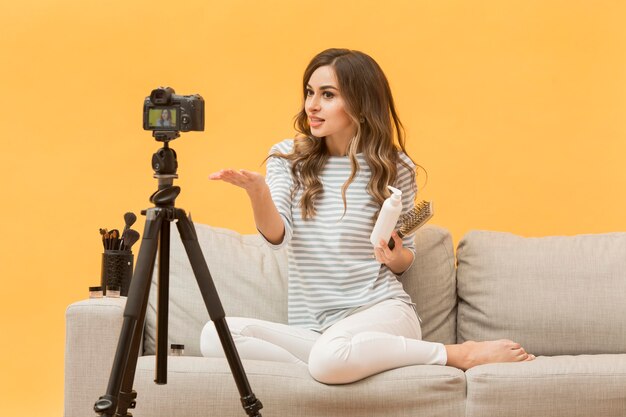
200, 299, 447, 384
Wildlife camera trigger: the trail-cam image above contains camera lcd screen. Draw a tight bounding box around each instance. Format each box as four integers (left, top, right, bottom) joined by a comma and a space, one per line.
147, 107, 178, 129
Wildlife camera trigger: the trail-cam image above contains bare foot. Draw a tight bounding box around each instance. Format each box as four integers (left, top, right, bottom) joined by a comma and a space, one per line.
444, 339, 536, 370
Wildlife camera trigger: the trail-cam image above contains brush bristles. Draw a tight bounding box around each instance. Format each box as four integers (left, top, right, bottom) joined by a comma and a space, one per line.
397, 201, 433, 237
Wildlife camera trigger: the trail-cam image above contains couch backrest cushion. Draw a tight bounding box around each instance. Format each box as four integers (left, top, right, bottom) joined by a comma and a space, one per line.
144, 223, 457, 356
404, 225, 457, 345
144, 224, 289, 356
456, 230, 626, 356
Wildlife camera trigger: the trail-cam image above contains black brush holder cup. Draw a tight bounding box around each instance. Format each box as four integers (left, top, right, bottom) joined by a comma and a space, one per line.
101, 250, 134, 296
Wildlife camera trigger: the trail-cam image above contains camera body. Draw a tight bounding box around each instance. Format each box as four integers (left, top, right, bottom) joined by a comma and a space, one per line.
143, 87, 205, 133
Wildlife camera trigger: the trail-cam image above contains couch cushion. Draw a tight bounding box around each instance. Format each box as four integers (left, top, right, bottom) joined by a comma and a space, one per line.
133, 356, 466, 417
144, 223, 457, 356
456, 230, 626, 356
404, 225, 457, 345
144, 224, 289, 356
465, 354, 626, 417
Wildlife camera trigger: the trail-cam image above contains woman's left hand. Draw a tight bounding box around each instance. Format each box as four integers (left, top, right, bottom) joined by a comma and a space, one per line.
374, 231, 403, 264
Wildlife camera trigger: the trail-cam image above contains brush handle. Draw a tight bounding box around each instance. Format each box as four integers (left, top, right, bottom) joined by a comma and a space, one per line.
387, 231, 405, 250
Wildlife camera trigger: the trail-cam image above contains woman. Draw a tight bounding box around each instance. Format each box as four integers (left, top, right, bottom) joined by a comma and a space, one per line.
157, 108, 172, 127
201, 48, 534, 384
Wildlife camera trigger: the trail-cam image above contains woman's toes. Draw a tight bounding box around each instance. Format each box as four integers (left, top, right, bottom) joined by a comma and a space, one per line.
501, 339, 521, 350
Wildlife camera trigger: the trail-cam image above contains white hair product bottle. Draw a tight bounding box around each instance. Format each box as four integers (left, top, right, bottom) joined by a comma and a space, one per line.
370, 185, 402, 248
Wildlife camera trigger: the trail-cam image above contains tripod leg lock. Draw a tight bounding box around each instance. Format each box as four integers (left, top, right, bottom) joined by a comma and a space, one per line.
94, 395, 116, 416
117, 390, 138, 411
93, 390, 137, 417
241, 394, 263, 417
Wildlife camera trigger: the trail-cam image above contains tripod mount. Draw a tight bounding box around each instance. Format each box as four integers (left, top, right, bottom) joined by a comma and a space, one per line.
94, 133, 263, 416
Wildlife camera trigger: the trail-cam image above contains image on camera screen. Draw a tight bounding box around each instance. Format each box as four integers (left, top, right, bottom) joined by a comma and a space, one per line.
148, 107, 178, 129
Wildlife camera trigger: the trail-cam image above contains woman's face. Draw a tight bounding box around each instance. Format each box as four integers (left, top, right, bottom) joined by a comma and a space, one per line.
161, 109, 170, 120
305, 65, 356, 145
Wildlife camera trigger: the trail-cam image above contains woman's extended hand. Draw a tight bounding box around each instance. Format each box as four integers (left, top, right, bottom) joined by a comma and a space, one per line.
209, 169, 266, 197
209, 168, 284, 244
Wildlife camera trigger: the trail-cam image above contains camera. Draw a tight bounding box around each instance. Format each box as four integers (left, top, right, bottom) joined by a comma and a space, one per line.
143, 87, 205, 133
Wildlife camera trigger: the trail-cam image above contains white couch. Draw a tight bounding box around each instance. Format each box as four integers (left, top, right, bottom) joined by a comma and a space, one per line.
65, 224, 626, 416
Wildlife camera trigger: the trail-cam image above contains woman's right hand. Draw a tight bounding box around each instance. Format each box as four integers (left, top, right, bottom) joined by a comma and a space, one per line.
210, 168, 284, 244
209, 169, 267, 197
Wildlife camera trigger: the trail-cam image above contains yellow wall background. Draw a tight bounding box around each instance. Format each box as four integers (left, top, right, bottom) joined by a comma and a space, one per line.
1, 1, 625, 415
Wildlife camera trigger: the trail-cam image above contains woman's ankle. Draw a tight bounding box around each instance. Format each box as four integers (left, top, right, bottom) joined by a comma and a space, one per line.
444, 342, 473, 370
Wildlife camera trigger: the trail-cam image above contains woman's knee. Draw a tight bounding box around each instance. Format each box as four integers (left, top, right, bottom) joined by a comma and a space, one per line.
200, 317, 248, 358
307, 332, 358, 384
200, 320, 222, 357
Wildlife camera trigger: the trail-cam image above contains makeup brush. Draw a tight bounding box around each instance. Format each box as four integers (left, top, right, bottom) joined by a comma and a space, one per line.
110, 229, 120, 252
123, 212, 137, 232
119, 212, 137, 249
99, 228, 108, 250
103, 231, 111, 250
121, 229, 140, 251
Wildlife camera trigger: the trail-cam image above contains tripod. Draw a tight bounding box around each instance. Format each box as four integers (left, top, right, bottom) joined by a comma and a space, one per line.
94, 135, 263, 417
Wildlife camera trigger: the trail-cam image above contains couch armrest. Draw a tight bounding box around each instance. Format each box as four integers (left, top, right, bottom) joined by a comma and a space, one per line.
64, 297, 126, 417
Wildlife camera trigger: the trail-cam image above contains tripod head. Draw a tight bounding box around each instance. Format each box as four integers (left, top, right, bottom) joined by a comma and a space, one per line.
150, 133, 180, 207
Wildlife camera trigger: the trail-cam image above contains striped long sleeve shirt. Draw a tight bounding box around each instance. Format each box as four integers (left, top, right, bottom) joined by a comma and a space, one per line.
263, 139, 417, 332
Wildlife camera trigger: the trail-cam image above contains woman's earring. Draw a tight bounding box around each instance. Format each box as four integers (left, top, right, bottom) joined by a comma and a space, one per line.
359, 116, 365, 124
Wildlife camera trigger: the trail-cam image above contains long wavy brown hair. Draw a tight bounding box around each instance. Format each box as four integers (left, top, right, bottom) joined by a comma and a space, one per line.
272, 48, 417, 220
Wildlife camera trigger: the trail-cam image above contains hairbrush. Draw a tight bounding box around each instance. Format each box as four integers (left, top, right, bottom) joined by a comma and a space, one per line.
388, 200, 433, 250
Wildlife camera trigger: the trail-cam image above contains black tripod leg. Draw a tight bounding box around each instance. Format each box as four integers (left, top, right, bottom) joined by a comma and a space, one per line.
175, 209, 263, 417
155, 218, 170, 384
94, 209, 163, 417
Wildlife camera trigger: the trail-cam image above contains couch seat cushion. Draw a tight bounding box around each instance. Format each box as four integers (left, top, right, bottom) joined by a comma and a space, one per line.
465, 354, 626, 417
133, 356, 466, 417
